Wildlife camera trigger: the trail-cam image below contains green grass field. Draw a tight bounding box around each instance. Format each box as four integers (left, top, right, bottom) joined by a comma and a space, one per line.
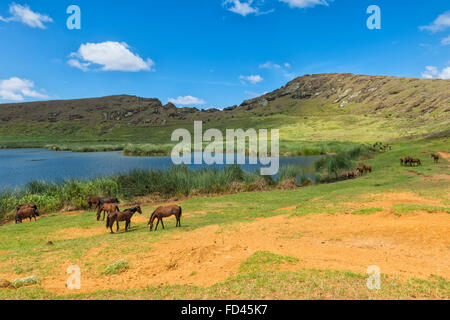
0, 137, 448, 299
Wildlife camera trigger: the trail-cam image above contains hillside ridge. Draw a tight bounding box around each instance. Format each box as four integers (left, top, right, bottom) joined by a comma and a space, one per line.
0, 73, 448, 128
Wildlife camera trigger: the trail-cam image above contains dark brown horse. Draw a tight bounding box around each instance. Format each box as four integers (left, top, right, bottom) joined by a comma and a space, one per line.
431, 154, 440, 164
363, 165, 372, 174
148, 205, 182, 231
106, 206, 142, 233
401, 157, 413, 166
15, 205, 40, 224
99, 197, 120, 205
87, 196, 100, 209
97, 203, 120, 221
410, 158, 422, 166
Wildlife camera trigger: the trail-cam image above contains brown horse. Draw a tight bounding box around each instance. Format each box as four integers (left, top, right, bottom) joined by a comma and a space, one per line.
148, 205, 182, 231
401, 157, 413, 166
356, 167, 365, 176
431, 154, 440, 164
15, 205, 40, 224
363, 165, 372, 174
106, 206, 142, 233
99, 197, 120, 205
87, 196, 100, 209
346, 171, 356, 179
410, 158, 422, 166
97, 203, 120, 221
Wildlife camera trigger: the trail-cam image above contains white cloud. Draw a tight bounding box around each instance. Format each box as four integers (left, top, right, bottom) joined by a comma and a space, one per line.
279, 0, 329, 9
69, 41, 155, 72
0, 77, 50, 101
259, 61, 295, 78
420, 11, 450, 33
168, 96, 207, 106
240, 75, 264, 84
67, 59, 90, 72
0, 4, 53, 29
441, 35, 450, 46
223, 0, 259, 16
421, 66, 450, 79
259, 61, 282, 69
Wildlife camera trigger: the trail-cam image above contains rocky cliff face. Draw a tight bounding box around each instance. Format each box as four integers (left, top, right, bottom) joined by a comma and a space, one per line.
0, 73, 448, 128
238, 73, 449, 117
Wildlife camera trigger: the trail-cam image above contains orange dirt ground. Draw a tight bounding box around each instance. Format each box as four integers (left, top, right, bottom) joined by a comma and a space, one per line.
35, 191, 449, 294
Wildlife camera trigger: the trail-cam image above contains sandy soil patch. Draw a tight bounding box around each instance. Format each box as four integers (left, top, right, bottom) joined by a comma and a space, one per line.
346, 192, 447, 211
40, 201, 450, 294
438, 152, 450, 161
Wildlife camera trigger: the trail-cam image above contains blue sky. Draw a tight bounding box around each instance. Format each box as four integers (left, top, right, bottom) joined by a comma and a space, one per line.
0, 0, 449, 108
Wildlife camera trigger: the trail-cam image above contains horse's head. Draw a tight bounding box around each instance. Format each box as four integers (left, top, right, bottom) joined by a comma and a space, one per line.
136, 206, 142, 214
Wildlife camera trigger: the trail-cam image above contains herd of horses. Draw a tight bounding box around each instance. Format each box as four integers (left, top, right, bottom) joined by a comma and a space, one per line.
345, 163, 372, 179
400, 154, 440, 167
15, 196, 182, 234
13, 150, 442, 229
88, 196, 182, 234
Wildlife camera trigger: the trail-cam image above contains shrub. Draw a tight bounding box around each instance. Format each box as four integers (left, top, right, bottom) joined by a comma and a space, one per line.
103, 259, 130, 275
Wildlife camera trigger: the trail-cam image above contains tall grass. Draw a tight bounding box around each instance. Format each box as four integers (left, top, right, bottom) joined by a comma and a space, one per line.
314, 145, 372, 179
0, 165, 265, 221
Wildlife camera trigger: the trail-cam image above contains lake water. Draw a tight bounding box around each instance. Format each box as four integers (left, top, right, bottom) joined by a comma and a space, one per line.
0, 149, 321, 190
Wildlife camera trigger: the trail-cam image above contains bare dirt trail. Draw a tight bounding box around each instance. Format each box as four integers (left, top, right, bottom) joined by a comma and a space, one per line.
39, 192, 450, 294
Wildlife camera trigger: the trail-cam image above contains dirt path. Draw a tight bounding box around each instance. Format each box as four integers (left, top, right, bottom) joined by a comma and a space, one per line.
40, 200, 449, 294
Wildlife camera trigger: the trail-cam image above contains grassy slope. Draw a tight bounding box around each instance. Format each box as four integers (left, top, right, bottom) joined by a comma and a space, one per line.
0, 74, 448, 155
0, 137, 448, 299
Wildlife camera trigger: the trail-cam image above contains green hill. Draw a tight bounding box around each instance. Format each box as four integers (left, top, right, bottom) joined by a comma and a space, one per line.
0, 73, 448, 153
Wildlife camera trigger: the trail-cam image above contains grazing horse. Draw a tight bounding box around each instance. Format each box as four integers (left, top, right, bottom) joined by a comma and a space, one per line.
363, 165, 372, 174
148, 205, 182, 231
87, 196, 100, 209
15, 205, 40, 224
410, 158, 422, 166
356, 167, 365, 176
346, 171, 356, 179
97, 203, 120, 221
106, 206, 142, 233
431, 154, 440, 164
401, 157, 413, 166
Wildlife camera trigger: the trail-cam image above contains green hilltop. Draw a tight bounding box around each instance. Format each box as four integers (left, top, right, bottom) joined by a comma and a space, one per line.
0, 73, 448, 154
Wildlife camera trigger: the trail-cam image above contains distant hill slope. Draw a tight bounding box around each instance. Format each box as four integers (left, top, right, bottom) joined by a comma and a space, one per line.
0, 73, 448, 145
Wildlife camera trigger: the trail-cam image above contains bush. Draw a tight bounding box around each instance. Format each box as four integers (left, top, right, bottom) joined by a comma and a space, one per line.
103, 259, 129, 275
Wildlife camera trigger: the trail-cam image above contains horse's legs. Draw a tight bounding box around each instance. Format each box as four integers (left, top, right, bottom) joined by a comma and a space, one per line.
161, 219, 165, 230
155, 219, 160, 231
116, 221, 119, 231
